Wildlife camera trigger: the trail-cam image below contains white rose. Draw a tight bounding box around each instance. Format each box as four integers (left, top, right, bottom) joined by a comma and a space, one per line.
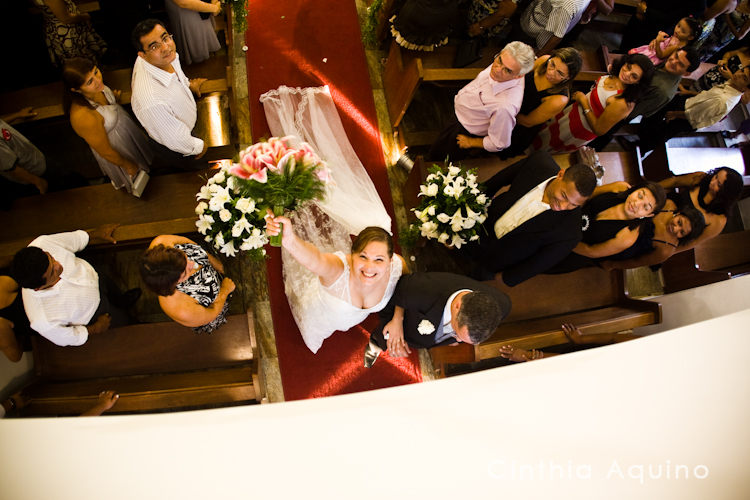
420, 221, 439, 239
476, 194, 487, 205
219, 209, 232, 222
436, 213, 450, 223
444, 185, 455, 197
195, 201, 208, 215
235, 197, 256, 214
212, 171, 226, 184
426, 205, 436, 216
448, 165, 461, 176
417, 319, 435, 335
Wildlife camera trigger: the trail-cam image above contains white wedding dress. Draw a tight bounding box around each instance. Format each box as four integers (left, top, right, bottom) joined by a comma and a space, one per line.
259, 86, 397, 353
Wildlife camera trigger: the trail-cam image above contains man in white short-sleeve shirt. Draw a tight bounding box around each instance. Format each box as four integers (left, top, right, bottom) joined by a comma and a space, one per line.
130, 19, 208, 166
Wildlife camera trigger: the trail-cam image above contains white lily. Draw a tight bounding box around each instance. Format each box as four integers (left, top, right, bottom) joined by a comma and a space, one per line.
195, 201, 208, 215
436, 213, 450, 223
220, 240, 237, 257
232, 216, 252, 237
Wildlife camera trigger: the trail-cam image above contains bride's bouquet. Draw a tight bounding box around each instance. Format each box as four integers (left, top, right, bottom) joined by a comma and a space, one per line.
229, 137, 331, 246
195, 160, 269, 259
403, 163, 490, 249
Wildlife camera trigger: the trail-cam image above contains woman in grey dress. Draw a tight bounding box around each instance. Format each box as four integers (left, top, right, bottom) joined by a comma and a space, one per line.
165, 0, 222, 66
63, 58, 152, 194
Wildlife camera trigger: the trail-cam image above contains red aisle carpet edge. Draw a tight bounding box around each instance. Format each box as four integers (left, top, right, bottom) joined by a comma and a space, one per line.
244, 0, 422, 400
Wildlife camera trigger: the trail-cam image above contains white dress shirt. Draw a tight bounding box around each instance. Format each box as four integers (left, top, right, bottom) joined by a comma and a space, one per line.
131, 53, 204, 156
434, 289, 472, 344
22, 231, 100, 346
454, 65, 525, 152
494, 176, 553, 239
685, 84, 743, 130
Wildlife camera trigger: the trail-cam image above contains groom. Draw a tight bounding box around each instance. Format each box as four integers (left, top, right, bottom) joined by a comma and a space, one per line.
364, 272, 511, 367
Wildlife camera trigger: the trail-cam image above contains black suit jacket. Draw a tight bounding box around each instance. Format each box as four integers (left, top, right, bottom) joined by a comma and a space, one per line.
469, 151, 583, 286
372, 272, 511, 350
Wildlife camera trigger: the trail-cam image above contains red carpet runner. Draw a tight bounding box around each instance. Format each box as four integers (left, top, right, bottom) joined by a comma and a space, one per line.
245, 0, 422, 400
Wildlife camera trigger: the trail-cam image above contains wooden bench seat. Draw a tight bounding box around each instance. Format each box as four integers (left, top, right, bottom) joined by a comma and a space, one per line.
383, 40, 610, 130
0, 68, 229, 124
0, 169, 210, 268
20, 312, 262, 416
428, 268, 661, 376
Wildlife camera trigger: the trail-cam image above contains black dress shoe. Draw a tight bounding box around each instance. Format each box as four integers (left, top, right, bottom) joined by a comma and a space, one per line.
111, 288, 142, 308
363, 341, 383, 368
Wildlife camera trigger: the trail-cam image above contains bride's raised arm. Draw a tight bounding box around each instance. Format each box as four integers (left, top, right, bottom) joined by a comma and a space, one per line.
266, 212, 345, 286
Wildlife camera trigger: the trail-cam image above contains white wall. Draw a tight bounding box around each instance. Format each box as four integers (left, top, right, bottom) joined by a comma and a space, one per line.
636, 274, 750, 336
1, 310, 749, 499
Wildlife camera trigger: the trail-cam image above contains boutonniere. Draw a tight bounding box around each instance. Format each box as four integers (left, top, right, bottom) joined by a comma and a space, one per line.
417, 319, 435, 335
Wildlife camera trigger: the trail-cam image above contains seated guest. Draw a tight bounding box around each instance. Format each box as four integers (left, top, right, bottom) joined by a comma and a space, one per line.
10, 227, 141, 347
639, 66, 750, 154
461, 151, 597, 286
680, 46, 750, 96
266, 214, 408, 354
601, 202, 706, 270
619, 0, 706, 52
0, 275, 33, 362
63, 58, 153, 195
34, 0, 107, 67
548, 181, 667, 273
657, 167, 743, 251
467, 0, 518, 40
428, 41, 535, 162
627, 16, 701, 66
499, 47, 583, 159
130, 19, 208, 169
591, 47, 700, 151
164, 0, 222, 66
364, 272, 511, 367
140, 235, 234, 333
0, 109, 48, 198
516, 0, 614, 55
533, 53, 655, 153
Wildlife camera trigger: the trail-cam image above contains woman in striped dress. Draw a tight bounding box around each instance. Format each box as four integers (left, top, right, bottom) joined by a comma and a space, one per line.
532, 53, 654, 153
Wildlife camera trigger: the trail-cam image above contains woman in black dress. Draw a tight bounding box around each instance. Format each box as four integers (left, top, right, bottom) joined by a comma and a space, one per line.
499, 47, 583, 159
549, 180, 667, 272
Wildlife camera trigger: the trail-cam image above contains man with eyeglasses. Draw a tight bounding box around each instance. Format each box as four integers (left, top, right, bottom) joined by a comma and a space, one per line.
428, 41, 535, 162
130, 19, 208, 169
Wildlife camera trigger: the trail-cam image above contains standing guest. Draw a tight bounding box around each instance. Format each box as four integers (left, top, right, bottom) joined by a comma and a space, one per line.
516, 0, 614, 55
658, 168, 743, 251
429, 41, 535, 162
389, 0, 462, 51
638, 66, 750, 154
499, 47, 583, 159
0, 275, 33, 363
533, 53, 655, 153
601, 202, 706, 270
590, 48, 701, 151
619, 0, 706, 51
0, 109, 48, 197
10, 227, 141, 347
628, 17, 701, 65
140, 235, 235, 333
467, 0, 518, 40
364, 272, 511, 367
165, 0, 222, 66
63, 58, 153, 195
130, 19, 208, 169
697, 0, 750, 61
547, 181, 667, 273
461, 151, 597, 286
33, 0, 107, 67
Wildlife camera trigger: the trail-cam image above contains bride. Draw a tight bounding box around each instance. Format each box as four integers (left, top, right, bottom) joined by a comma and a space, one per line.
259, 85, 405, 354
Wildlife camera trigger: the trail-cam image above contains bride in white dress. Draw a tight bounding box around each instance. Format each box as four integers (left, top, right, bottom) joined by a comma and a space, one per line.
259, 85, 406, 353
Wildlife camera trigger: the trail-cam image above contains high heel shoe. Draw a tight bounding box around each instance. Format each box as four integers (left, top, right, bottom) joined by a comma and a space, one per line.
363, 341, 383, 368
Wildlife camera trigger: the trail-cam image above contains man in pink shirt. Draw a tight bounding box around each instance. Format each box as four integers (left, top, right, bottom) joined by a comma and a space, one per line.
429, 41, 535, 162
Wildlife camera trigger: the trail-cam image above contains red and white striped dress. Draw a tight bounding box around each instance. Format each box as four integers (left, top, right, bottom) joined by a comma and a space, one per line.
532, 76, 622, 153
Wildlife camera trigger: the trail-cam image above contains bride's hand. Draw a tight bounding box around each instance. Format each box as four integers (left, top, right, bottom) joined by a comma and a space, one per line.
265, 210, 295, 246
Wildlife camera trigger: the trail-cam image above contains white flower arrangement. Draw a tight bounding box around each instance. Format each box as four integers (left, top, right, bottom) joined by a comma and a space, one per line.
404, 163, 491, 249
417, 319, 435, 335
195, 160, 268, 259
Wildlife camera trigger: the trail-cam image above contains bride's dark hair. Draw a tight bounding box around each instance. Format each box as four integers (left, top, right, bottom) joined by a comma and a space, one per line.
351, 227, 393, 257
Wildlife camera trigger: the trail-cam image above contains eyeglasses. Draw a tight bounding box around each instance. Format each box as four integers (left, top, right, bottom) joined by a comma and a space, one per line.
492, 52, 519, 77
145, 33, 174, 53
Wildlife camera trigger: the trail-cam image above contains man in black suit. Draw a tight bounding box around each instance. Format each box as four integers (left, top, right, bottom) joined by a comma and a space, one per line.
464, 150, 597, 286
364, 272, 510, 367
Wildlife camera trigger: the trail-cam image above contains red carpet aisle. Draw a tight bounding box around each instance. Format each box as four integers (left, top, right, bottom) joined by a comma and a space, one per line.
245, 0, 422, 400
